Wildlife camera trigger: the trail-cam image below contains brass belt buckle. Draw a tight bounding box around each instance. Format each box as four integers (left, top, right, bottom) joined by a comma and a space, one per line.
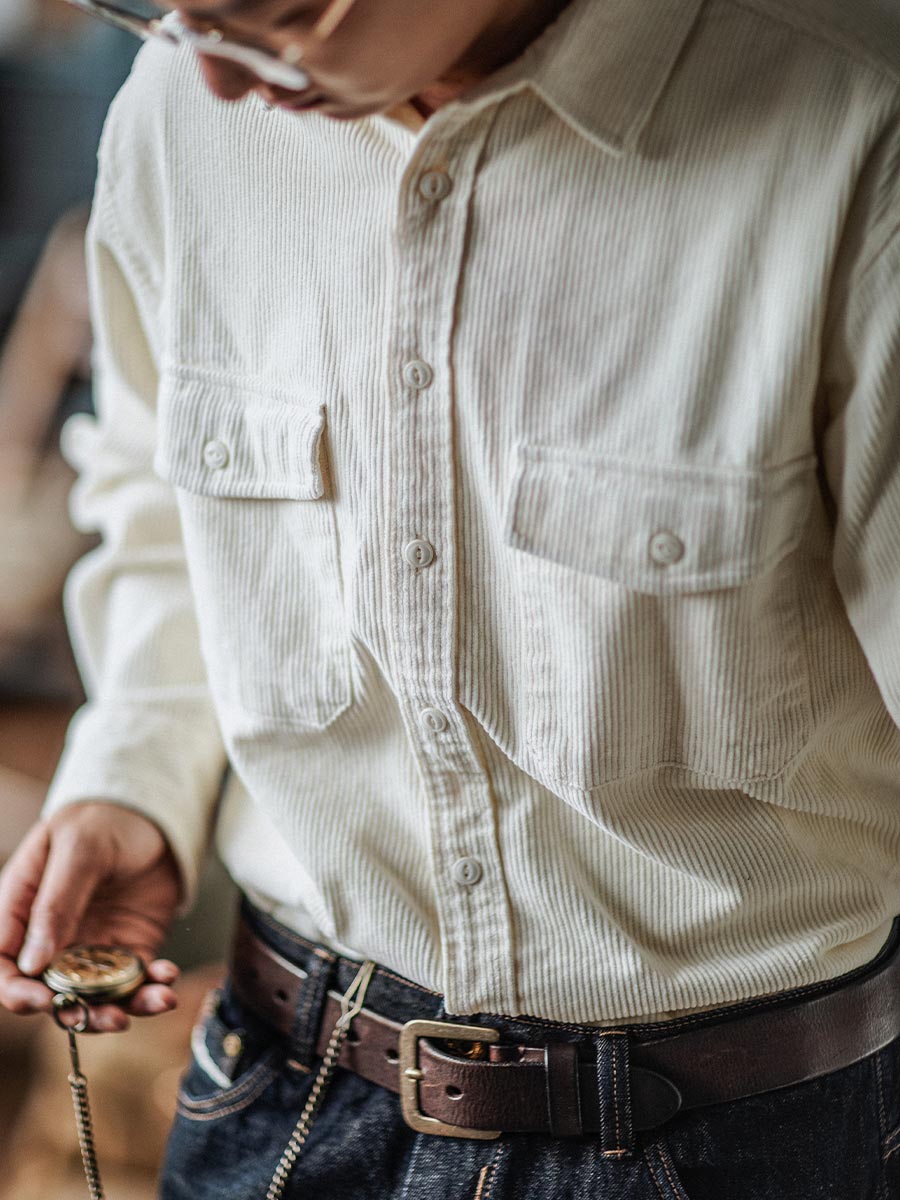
398, 1019, 501, 1139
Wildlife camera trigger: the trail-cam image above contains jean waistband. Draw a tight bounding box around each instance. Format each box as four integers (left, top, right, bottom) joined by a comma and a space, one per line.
238, 896, 900, 1046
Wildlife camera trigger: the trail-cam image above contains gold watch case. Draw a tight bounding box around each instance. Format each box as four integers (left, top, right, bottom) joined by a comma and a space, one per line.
43, 944, 146, 1002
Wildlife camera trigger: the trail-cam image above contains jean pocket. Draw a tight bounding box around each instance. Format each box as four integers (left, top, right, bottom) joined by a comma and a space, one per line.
176, 988, 281, 1122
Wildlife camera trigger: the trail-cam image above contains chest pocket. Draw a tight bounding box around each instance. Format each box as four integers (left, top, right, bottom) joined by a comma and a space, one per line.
500, 446, 816, 792
155, 370, 351, 730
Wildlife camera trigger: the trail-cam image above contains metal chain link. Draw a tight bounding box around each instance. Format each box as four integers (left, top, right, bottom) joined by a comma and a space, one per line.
53, 994, 105, 1200
265, 959, 376, 1200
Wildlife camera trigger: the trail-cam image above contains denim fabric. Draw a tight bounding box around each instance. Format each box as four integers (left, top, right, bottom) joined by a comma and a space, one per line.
161, 904, 900, 1200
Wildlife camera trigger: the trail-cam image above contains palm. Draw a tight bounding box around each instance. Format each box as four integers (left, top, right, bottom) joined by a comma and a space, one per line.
68, 851, 181, 964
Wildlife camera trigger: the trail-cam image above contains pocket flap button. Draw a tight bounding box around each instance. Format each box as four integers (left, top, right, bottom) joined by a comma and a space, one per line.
203, 439, 230, 470
649, 531, 685, 567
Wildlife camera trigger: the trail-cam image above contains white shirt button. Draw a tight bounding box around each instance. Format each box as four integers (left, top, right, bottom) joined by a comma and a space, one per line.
451, 857, 483, 886
418, 170, 453, 202
203, 439, 230, 470
419, 707, 449, 733
402, 360, 434, 390
404, 539, 436, 569
649, 531, 685, 566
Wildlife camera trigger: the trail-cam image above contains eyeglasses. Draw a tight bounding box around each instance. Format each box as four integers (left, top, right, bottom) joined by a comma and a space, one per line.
57, 0, 359, 91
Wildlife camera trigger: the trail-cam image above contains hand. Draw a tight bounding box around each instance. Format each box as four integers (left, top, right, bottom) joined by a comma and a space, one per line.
0, 802, 182, 1032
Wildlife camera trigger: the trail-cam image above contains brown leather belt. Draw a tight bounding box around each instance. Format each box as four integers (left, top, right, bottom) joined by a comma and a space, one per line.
230, 917, 900, 1139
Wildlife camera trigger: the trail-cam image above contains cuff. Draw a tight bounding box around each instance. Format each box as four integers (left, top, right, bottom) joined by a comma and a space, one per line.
43, 700, 228, 914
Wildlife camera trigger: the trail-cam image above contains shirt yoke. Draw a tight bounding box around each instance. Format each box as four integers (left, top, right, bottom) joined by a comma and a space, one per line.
724, 0, 900, 87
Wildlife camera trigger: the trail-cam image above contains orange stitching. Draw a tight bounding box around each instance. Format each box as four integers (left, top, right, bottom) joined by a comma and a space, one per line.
610, 1039, 623, 1150
479, 1143, 508, 1200
370, 964, 441, 995
883, 1125, 900, 1160
645, 1153, 669, 1200
473, 1165, 490, 1200
657, 1145, 688, 1200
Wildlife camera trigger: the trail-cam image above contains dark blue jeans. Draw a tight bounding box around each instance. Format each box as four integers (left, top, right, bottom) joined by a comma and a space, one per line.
160, 905, 900, 1199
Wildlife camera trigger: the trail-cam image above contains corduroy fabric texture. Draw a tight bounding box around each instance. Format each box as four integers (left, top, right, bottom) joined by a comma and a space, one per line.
44, 0, 900, 1023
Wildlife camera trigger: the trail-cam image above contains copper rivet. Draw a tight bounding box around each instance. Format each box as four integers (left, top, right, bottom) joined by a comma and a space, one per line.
223, 1033, 243, 1058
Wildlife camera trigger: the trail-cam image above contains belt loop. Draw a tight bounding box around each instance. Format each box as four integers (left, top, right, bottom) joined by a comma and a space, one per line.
543, 1041, 583, 1136
288, 947, 335, 1067
595, 1031, 635, 1158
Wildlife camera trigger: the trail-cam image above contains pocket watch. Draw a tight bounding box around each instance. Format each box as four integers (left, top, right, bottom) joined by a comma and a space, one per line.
42, 944, 148, 1200
43, 944, 146, 1004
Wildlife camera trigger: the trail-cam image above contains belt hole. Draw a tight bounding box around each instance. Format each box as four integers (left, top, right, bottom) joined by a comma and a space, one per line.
347, 1029, 361, 1045
385, 1048, 399, 1063
445, 1085, 462, 1100
274, 988, 289, 1004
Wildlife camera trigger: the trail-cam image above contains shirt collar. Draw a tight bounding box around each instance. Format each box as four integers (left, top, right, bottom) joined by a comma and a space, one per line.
456, 0, 708, 156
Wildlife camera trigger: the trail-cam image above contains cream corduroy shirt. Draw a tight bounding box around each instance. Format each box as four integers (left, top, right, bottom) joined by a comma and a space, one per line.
45, 0, 900, 1023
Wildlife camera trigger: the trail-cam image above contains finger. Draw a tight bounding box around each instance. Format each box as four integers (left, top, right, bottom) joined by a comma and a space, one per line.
146, 958, 180, 985
65, 1002, 131, 1035
0, 823, 51, 960
124, 982, 178, 1017
0, 955, 53, 1015
17, 829, 109, 975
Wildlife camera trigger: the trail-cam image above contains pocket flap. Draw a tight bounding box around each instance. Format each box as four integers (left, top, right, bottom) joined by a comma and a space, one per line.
154, 369, 327, 500
506, 447, 815, 594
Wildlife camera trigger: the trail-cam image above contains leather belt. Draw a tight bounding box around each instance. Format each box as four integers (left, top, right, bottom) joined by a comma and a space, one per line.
230, 917, 900, 1139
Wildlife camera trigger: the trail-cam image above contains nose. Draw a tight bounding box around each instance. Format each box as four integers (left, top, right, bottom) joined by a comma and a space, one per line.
197, 55, 258, 101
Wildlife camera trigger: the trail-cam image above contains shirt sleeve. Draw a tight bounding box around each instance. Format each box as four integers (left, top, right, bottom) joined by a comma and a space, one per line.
822, 111, 900, 729
42, 63, 229, 910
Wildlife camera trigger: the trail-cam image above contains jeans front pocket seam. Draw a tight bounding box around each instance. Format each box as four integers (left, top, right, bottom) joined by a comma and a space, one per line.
883, 1126, 900, 1163
472, 1142, 509, 1200
176, 1056, 279, 1122
645, 1143, 691, 1200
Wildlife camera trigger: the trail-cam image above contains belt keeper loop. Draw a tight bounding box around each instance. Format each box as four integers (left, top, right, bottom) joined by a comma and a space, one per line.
543, 1041, 583, 1136
595, 1031, 635, 1158
288, 950, 335, 1066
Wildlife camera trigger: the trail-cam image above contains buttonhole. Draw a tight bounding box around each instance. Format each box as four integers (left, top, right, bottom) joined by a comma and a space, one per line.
445, 1085, 463, 1100
274, 988, 289, 1004
385, 1048, 399, 1063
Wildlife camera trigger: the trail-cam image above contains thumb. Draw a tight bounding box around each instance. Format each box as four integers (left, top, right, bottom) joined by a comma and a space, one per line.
16, 823, 110, 976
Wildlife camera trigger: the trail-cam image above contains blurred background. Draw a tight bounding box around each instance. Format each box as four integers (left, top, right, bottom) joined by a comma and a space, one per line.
0, 4, 236, 1195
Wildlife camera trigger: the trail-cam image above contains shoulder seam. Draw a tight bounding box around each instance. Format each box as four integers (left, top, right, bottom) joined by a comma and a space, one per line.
722, 0, 900, 89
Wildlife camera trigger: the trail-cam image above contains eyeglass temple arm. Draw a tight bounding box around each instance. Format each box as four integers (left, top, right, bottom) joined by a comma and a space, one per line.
311, 0, 358, 41
62, 0, 178, 41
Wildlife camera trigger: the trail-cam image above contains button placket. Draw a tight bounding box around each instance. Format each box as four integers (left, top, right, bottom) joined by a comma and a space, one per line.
386, 111, 517, 1015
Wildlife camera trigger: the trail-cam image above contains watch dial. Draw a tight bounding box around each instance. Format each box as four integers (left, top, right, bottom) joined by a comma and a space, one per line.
45, 945, 145, 995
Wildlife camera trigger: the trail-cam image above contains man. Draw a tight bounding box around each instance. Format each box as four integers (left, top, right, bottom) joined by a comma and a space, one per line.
1, 0, 900, 1195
